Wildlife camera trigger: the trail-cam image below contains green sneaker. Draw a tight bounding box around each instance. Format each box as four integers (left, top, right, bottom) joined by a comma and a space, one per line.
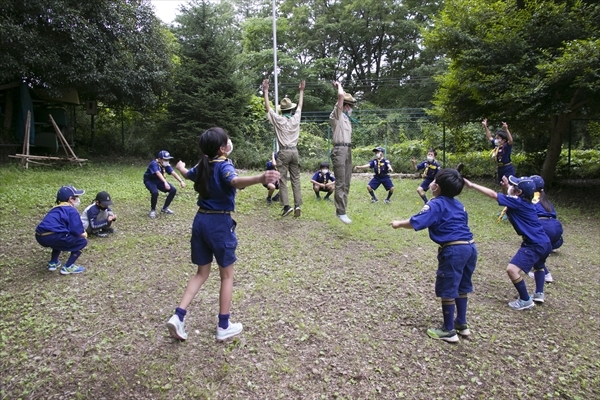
454, 322, 471, 336
427, 326, 459, 343
60, 264, 86, 275
47, 261, 61, 272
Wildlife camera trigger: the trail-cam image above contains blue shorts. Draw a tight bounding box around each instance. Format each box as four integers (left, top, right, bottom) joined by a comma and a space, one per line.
36, 233, 87, 252
497, 165, 515, 185
435, 243, 478, 298
368, 175, 394, 191
420, 178, 434, 191
191, 213, 237, 267
510, 241, 552, 273
539, 218, 563, 250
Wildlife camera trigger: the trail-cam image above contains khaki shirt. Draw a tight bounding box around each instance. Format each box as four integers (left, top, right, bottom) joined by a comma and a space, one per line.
266, 109, 301, 147
329, 105, 352, 143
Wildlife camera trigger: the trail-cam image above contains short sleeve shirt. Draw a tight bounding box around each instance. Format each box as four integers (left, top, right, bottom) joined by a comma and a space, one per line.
143, 159, 174, 182
409, 196, 474, 245
266, 110, 301, 147
497, 193, 550, 244
329, 106, 352, 143
369, 158, 392, 176
186, 157, 238, 211
416, 160, 440, 180
491, 140, 512, 165
311, 171, 335, 184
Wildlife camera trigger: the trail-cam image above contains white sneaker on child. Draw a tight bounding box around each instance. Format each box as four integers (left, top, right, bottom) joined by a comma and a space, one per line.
216, 322, 243, 341
167, 314, 188, 340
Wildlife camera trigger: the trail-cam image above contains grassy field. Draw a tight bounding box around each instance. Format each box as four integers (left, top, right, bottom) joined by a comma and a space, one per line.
0, 162, 599, 399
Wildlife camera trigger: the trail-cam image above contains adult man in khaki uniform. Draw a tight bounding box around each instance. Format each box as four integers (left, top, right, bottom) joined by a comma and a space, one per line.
262, 79, 305, 217
330, 81, 356, 224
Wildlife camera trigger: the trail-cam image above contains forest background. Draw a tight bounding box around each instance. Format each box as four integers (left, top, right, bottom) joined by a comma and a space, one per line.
1, 0, 599, 185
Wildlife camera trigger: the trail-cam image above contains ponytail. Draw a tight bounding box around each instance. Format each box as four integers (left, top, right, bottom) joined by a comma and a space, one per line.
538, 190, 553, 213
193, 127, 229, 200
193, 155, 211, 199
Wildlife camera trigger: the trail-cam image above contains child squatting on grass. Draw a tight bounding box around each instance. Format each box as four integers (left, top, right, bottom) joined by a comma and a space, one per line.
166, 127, 280, 341
390, 169, 478, 343
464, 175, 552, 309
35, 185, 88, 275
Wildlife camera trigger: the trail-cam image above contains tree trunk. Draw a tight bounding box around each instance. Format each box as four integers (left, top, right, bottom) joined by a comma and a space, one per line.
541, 114, 571, 187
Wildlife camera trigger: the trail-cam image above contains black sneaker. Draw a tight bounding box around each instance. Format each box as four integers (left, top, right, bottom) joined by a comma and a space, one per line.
282, 205, 293, 217
266, 197, 272, 205
272, 193, 280, 202
92, 231, 108, 238
102, 227, 115, 234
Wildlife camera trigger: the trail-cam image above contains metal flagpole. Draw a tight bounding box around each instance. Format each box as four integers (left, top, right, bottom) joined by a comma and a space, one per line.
272, 0, 279, 152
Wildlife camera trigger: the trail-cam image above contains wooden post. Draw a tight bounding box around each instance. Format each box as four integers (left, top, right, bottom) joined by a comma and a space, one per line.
21, 111, 31, 169
49, 114, 83, 166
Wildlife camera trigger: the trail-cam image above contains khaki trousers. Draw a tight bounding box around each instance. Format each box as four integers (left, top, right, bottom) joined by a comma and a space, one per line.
277, 148, 303, 207
331, 146, 352, 215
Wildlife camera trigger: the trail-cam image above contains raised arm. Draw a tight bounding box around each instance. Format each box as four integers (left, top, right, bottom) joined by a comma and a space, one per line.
411, 157, 418, 171
502, 121, 514, 145
463, 178, 498, 200
333, 81, 344, 109
482, 118, 492, 141
262, 79, 271, 113
297, 80, 305, 112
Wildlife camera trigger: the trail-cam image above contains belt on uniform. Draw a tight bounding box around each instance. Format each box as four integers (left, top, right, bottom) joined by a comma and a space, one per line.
280, 146, 297, 150
36, 232, 55, 236
538, 217, 550, 219
497, 162, 512, 167
198, 208, 231, 214
440, 240, 474, 248
333, 143, 352, 147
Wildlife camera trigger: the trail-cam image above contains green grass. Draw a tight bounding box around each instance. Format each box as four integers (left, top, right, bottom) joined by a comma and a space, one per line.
0, 162, 599, 399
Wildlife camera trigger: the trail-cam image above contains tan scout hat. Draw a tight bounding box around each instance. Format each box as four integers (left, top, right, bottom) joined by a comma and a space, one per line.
279, 97, 297, 111
343, 93, 356, 105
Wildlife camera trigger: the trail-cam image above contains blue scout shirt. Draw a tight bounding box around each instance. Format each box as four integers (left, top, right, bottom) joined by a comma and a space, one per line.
409, 196, 474, 245
265, 161, 276, 171
143, 159, 175, 182
497, 194, 550, 244
416, 160, 440, 180
532, 193, 557, 218
36, 204, 85, 236
369, 158, 392, 177
490, 140, 512, 165
311, 171, 336, 184
186, 156, 238, 211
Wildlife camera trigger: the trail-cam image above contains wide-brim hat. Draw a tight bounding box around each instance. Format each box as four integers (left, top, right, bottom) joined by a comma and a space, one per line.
508, 175, 536, 197
279, 97, 297, 111
57, 185, 85, 202
343, 93, 356, 105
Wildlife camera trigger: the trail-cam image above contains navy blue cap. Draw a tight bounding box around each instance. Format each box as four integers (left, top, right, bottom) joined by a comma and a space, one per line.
157, 150, 173, 159
372, 146, 384, 152
508, 176, 536, 197
530, 175, 545, 191
57, 185, 85, 202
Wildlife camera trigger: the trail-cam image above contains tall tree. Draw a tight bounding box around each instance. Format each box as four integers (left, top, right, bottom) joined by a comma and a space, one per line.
426, 0, 600, 185
0, 0, 173, 109
165, 0, 251, 161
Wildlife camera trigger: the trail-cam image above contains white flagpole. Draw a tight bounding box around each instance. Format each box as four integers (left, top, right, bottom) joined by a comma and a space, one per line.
272, 0, 279, 152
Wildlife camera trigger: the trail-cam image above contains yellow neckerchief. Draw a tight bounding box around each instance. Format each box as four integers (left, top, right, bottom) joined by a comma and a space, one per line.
532, 191, 540, 204
320, 172, 329, 184
53, 202, 73, 209
375, 157, 384, 174
491, 146, 500, 159
156, 158, 166, 175
209, 155, 227, 163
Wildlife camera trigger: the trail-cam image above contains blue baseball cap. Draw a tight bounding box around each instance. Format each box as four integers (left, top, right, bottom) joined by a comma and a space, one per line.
530, 175, 545, 191
508, 176, 536, 197
57, 185, 85, 202
372, 146, 384, 152
157, 150, 173, 159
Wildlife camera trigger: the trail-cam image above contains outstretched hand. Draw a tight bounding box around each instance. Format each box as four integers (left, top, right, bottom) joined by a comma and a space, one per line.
262, 79, 269, 91
502, 121, 508, 130
481, 118, 488, 127
389, 220, 402, 229
262, 170, 280, 185
462, 178, 474, 188
299, 80, 305, 91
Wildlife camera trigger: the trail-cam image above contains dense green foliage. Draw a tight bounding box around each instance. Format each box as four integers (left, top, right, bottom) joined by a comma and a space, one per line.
425, 0, 600, 184
0, 0, 174, 109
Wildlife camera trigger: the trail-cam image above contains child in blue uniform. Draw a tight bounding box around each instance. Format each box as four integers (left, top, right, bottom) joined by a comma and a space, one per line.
465, 175, 552, 308
166, 127, 280, 342
81, 191, 117, 237
527, 175, 563, 283
35, 186, 88, 275
311, 161, 336, 201
263, 152, 280, 205
483, 119, 515, 187
390, 169, 477, 343
354, 147, 394, 203
411, 149, 440, 204
143, 150, 186, 218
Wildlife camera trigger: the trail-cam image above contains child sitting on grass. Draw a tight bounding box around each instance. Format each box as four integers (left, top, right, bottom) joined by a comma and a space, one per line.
35, 186, 88, 275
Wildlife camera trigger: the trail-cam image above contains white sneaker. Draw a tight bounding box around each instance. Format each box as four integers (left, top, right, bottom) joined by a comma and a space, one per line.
527, 271, 535, 279
216, 322, 243, 341
167, 315, 187, 340
545, 273, 553, 283
337, 214, 352, 224
149, 210, 156, 219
